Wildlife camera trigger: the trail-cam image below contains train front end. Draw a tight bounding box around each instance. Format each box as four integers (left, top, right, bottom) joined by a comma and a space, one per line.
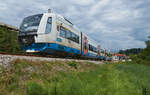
18, 14, 44, 53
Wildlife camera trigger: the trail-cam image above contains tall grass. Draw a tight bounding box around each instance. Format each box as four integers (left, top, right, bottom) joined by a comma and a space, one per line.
0, 60, 150, 95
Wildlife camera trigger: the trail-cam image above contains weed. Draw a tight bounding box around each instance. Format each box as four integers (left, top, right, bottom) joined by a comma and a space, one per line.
68, 61, 78, 69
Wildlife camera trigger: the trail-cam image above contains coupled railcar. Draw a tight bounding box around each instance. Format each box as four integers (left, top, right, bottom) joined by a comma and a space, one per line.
18, 12, 101, 59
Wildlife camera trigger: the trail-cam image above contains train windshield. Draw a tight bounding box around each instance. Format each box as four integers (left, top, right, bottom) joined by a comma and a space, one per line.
20, 14, 43, 32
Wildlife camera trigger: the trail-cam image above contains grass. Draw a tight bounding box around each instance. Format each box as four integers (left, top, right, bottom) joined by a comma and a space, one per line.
0, 60, 150, 95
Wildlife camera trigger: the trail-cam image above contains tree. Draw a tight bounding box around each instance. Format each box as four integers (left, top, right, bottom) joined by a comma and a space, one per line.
133, 36, 150, 65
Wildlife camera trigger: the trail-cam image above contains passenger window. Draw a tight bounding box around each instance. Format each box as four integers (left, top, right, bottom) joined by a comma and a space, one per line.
45, 17, 52, 34
66, 30, 71, 40
59, 26, 79, 44
60, 27, 66, 38
72, 33, 76, 42
89, 44, 97, 53
76, 36, 79, 43
74, 34, 79, 43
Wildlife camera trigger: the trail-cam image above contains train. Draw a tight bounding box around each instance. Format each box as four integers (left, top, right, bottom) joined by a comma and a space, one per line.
18, 10, 102, 59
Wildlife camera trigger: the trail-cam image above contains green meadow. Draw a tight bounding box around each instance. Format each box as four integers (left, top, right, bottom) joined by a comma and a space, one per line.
0, 59, 150, 95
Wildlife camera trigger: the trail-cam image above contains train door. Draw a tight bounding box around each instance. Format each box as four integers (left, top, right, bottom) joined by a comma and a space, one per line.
83, 35, 88, 55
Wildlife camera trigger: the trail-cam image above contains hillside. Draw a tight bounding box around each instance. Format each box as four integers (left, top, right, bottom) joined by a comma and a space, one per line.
0, 59, 150, 95
0, 25, 22, 53
119, 48, 144, 56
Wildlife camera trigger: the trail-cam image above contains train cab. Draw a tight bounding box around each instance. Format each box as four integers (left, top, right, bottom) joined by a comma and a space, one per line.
18, 11, 81, 55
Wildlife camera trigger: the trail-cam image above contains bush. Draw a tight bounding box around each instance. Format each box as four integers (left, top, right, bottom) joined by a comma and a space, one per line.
68, 61, 78, 69
0, 26, 22, 53
130, 36, 150, 66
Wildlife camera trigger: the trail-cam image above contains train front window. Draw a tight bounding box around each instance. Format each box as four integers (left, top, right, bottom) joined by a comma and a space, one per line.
20, 14, 43, 32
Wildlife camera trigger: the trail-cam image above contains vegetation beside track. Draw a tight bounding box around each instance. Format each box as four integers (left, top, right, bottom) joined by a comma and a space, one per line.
0, 26, 22, 53
130, 36, 150, 66
0, 59, 150, 95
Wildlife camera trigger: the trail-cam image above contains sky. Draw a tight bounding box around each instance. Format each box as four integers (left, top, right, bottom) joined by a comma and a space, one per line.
0, 0, 150, 51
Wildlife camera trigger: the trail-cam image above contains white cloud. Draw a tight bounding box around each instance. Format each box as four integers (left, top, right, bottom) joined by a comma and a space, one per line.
89, 0, 110, 16
72, 0, 95, 5
0, 3, 7, 10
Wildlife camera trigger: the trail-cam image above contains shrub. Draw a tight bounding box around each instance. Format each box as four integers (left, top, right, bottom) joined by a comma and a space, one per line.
130, 36, 150, 66
0, 26, 22, 53
68, 61, 78, 69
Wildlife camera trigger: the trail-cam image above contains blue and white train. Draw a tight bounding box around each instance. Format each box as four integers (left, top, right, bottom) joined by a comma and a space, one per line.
18, 10, 101, 59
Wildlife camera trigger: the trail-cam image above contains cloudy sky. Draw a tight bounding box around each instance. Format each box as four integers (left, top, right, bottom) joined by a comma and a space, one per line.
0, 0, 150, 51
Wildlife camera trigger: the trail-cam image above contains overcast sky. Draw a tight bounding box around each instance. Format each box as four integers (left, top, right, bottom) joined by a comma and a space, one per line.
0, 0, 150, 51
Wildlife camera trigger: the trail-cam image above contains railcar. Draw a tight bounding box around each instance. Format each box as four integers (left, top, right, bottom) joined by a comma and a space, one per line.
18, 11, 101, 59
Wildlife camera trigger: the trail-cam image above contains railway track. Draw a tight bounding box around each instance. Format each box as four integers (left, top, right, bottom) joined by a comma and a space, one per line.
0, 52, 103, 60
0, 53, 104, 68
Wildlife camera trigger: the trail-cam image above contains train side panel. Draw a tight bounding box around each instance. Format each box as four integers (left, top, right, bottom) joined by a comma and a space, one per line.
53, 16, 81, 55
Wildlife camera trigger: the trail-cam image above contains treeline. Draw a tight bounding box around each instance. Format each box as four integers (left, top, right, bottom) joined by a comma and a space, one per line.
0, 26, 22, 53
119, 48, 144, 55
131, 36, 150, 65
